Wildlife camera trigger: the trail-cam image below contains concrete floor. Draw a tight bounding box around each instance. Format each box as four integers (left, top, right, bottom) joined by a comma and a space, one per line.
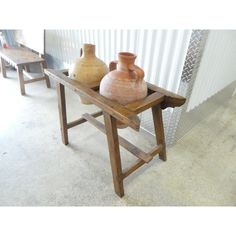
0, 70, 235, 206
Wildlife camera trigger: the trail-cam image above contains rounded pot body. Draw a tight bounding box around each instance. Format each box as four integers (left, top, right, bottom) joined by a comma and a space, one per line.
100, 52, 147, 128
70, 44, 108, 104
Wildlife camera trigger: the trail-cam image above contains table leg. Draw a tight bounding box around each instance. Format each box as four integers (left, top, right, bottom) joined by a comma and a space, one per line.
152, 105, 167, 161
16, 66, 25, 95
41, 61, 51, 88
24, 65, 30, 72
0, 57, 7, 78
104, 112, 124, 197
57, 83, 68, 145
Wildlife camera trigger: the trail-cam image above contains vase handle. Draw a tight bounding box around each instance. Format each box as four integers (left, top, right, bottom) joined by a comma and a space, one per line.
109, 60, 118, 71
80, 48, 83, 57
129, 65, 144, 80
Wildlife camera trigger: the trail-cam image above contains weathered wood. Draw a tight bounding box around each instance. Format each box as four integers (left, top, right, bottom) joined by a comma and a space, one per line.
82, 113, 153, 163
83, 80, 100, 91
82, 113, 105, 132
57, 83, 68, 145
152, 105, 167, 161
46, 69, 186, 197
125, 91, 164, 113
103, 112, 124, 197
62, 69, 100, 90
67, 110, 103, 129
24, 64, 30, 72
117, 135, 153, 163
0, 48, 44, 67
23, 71, 45, 80
148, 144, 163, 157
45, 69, 140, 131
147, 82, 186, 109
24, 77, 47, 84
0, 47, 50, 94
0, 56, 6, 78
16, 66, 25, 95
41, 60, 51, 88
122, 159, 145, 179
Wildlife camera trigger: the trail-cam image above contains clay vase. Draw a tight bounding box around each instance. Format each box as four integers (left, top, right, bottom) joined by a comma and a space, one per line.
70, 44, 109, 104
99, 52, 147, 128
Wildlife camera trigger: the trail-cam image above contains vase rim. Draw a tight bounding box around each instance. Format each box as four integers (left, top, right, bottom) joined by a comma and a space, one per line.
119, 52, 136, 58
83, 43, 95, 47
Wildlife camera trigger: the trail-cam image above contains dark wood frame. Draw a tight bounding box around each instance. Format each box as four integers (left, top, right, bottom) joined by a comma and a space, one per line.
45, 69, 186, 197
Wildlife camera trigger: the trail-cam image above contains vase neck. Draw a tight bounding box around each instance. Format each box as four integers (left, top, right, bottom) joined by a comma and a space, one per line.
117, 52, 136, 72
83, 44, 96, 58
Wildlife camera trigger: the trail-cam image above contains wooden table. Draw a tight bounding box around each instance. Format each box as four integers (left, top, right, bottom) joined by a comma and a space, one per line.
45, 69, 186, 197
0, 47, 50, 95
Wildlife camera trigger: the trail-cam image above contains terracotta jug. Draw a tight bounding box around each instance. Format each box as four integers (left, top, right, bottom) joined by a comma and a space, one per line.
99, 52, 147, 105
70, 44, 109, 104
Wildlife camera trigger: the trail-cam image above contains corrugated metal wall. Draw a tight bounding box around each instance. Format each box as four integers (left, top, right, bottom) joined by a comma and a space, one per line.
45, 29, 192, 145
45, 30, 191, 92
187, 30, 236, 111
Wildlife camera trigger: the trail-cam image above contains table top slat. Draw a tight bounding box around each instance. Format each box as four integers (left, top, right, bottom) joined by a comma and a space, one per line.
125, 92, 164, 113
0, 47, 44, 66
146, 82, 186, 108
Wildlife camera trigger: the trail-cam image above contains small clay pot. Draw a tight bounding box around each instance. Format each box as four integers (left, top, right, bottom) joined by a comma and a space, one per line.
70, 44, 108, 104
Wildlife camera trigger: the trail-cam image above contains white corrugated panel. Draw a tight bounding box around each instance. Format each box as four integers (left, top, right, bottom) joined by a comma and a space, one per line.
187, 30, 236, 111
46, 29, 191, 92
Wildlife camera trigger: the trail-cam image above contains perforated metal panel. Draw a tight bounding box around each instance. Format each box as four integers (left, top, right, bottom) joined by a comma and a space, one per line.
187, 30, 236, 111
166, 30, 208, 145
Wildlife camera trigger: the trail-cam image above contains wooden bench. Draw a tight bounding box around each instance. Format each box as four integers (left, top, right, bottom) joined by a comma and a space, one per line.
0, 30, 50, 95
